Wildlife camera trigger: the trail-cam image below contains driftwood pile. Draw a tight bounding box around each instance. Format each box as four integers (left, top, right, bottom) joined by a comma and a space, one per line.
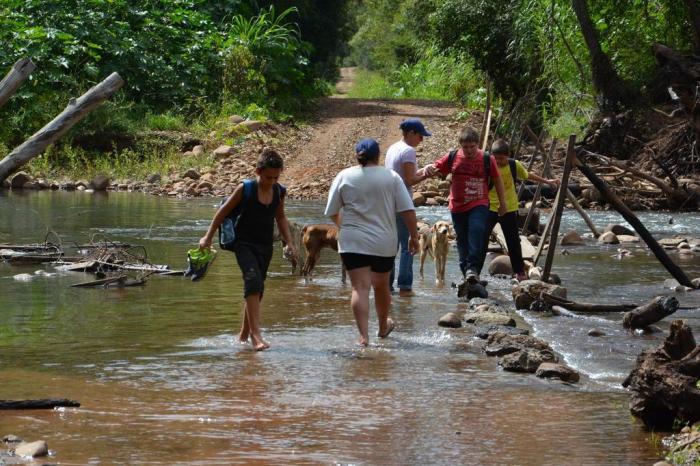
1, 236, 179, 287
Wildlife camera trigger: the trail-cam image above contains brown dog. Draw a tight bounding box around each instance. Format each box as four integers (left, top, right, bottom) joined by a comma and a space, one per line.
419, 220, 451, 285
298, 223, 346, 283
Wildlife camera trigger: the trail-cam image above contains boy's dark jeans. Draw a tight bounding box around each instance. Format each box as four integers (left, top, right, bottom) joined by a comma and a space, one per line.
451, 205, 489, 276
479, 210, 525, 275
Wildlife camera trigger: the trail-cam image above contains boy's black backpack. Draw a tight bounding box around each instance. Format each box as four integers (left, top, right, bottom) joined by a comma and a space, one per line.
218, 179, 254, 251
446, 150, 517, 189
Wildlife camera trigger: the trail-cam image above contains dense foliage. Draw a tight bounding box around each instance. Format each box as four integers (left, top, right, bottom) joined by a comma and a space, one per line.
0, 0, 353, 145
348, 0, 697, 136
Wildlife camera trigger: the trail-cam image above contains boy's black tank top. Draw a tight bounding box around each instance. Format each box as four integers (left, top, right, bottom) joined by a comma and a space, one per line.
235, 180, 282, 245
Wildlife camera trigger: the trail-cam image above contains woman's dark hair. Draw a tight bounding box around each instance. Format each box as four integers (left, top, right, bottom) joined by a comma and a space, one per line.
357, 150, 379, 167
458, 127, 480, 144
355, 138, 380, 167
257, 148, 284, 170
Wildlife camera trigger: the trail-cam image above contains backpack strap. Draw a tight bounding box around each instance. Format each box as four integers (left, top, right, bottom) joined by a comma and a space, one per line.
484, 151, 494, 189
237, 179, 254, 215
447, 149, 458, 173
508, 158, 517, 187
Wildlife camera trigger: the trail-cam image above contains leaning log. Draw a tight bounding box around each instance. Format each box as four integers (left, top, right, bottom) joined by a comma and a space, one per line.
574, 153, 695, 288
622, 320, 700, 429
480, 80, 492, 150
0, 58, 36, 108
623, 295, 679, 329
0, 399, 80, 410
0, 72, 125, 183
541, 135, 577, 282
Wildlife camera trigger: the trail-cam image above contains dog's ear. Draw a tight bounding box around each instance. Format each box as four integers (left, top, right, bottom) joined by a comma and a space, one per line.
432, 223, 437, 232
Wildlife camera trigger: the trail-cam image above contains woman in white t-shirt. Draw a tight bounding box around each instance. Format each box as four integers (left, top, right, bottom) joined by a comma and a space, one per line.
325, 138, 419, 346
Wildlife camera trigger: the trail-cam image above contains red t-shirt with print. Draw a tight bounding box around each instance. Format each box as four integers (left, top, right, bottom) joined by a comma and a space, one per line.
434, 149, 500, 213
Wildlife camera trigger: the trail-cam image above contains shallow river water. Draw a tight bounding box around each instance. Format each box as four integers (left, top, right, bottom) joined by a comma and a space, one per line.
1, 191, 699, 465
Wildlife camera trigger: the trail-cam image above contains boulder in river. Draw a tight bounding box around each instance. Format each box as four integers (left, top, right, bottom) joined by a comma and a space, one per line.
488, 255, 512, 275
464, 312, 515, 327
560, 230, 585, 246
512, 280, 567, 310
604, 224, 636, 236
438, 312, 462, 328
535, 362, 580, 383
499, 348, 558, 373
13, 440, 48, 458
10, 171, 32, 188
598, 231, 619, 244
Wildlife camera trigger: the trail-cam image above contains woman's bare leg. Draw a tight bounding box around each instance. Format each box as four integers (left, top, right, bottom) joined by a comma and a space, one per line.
347, 267, 372, 346
371, 271, 394, 337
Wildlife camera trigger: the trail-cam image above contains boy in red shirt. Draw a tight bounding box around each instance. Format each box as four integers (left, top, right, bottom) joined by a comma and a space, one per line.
421, 128, 507, 282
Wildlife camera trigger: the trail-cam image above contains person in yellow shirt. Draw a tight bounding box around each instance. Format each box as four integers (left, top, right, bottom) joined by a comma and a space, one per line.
481, 139, 559, 281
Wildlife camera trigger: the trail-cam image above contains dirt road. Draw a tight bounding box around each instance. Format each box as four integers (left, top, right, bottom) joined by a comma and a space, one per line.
280, 67, 469, 199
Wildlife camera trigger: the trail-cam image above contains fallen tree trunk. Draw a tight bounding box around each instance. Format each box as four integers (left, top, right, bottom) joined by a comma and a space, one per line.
622, 320, 700, 429
623, 295, 679, 329
0, 399, 80, 410
540, 292, 637, 312
0, 58, 36, 108
574, 153, 695, 288
0, 72, 125, 184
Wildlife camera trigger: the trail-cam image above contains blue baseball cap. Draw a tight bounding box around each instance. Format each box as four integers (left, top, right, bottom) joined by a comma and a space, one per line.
399, 118, 432, 137
355, 138, 380, 158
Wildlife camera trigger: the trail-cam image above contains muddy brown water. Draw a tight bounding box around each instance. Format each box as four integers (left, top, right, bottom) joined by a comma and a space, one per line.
2, 191, 699, 465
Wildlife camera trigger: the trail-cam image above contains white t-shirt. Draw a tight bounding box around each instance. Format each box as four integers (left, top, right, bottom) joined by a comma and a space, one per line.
324, 165, 415, 257
384, 140, 417, 195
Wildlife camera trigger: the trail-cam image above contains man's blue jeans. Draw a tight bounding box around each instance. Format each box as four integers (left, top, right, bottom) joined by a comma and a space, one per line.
390, 214, 413, 291
451, 205, 489, 276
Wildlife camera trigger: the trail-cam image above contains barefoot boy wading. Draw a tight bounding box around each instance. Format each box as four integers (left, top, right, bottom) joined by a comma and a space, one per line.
199, 149, 296, 351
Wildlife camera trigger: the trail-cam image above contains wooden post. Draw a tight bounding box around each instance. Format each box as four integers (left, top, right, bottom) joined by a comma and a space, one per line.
525, 125, 600, 237
541, 135, 577, 282
517, 127, 543, 200
574, 154, 695, 288
0, 58, 36, 108
522, 139, 557, 235
480, 80, 492, 151
0, 72, 125, 183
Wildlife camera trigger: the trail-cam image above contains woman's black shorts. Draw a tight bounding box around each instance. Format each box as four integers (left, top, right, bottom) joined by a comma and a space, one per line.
340, 252, 395, 273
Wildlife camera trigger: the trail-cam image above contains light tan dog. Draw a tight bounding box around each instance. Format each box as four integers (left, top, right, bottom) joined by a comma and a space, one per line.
419, 220, 451, 285
298, 223, 346, 283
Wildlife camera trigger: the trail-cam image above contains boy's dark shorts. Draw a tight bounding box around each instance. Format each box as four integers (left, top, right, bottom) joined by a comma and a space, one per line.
233, 241, 273, 298
340, 253, 394, 273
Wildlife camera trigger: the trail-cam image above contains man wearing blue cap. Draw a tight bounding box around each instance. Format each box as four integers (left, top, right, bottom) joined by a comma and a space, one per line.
385, 118, 432, 297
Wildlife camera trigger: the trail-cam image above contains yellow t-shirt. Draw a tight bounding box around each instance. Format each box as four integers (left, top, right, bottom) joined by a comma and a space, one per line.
489, 160, 529, 213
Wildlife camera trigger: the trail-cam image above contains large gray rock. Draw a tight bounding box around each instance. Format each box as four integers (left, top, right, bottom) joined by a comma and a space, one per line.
488, 255, 513, 275
535, 362, 580, 383
228, 115, 245, 124
457, 281, 488, 299
89, 174, 110, 191
192, 144, 205, 155
146, 173, 161, 184
499, 349, 558, 373
10, 171, 32, 188
598, 231, 619, 244
14, 440, 48, 457
438, 312, 462, 328
560, 230, 585, 246
659, 237, 686, 247
617, 234, 639, 243
604, 224, 636, 236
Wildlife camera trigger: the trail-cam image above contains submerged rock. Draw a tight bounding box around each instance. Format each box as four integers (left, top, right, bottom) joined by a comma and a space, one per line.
499, 349, 558, 373
13, 440, 48, 458
465, 312, 515, 327
488, 255, 513, 275
535, 362, 580, 383
474, 325, 529, 339
560, 230, 585, 246
438, 312, 462, 328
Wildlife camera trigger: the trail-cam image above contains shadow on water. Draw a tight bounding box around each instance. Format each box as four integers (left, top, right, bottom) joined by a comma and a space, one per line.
1, 191, 697, 464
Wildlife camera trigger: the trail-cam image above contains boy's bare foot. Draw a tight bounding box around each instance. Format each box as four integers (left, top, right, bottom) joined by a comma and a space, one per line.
378, 317, 395, 338
238, 331, 249, 345
398, 289, 414, 297
357, 335, 369, 347
251, 334, 270, 351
